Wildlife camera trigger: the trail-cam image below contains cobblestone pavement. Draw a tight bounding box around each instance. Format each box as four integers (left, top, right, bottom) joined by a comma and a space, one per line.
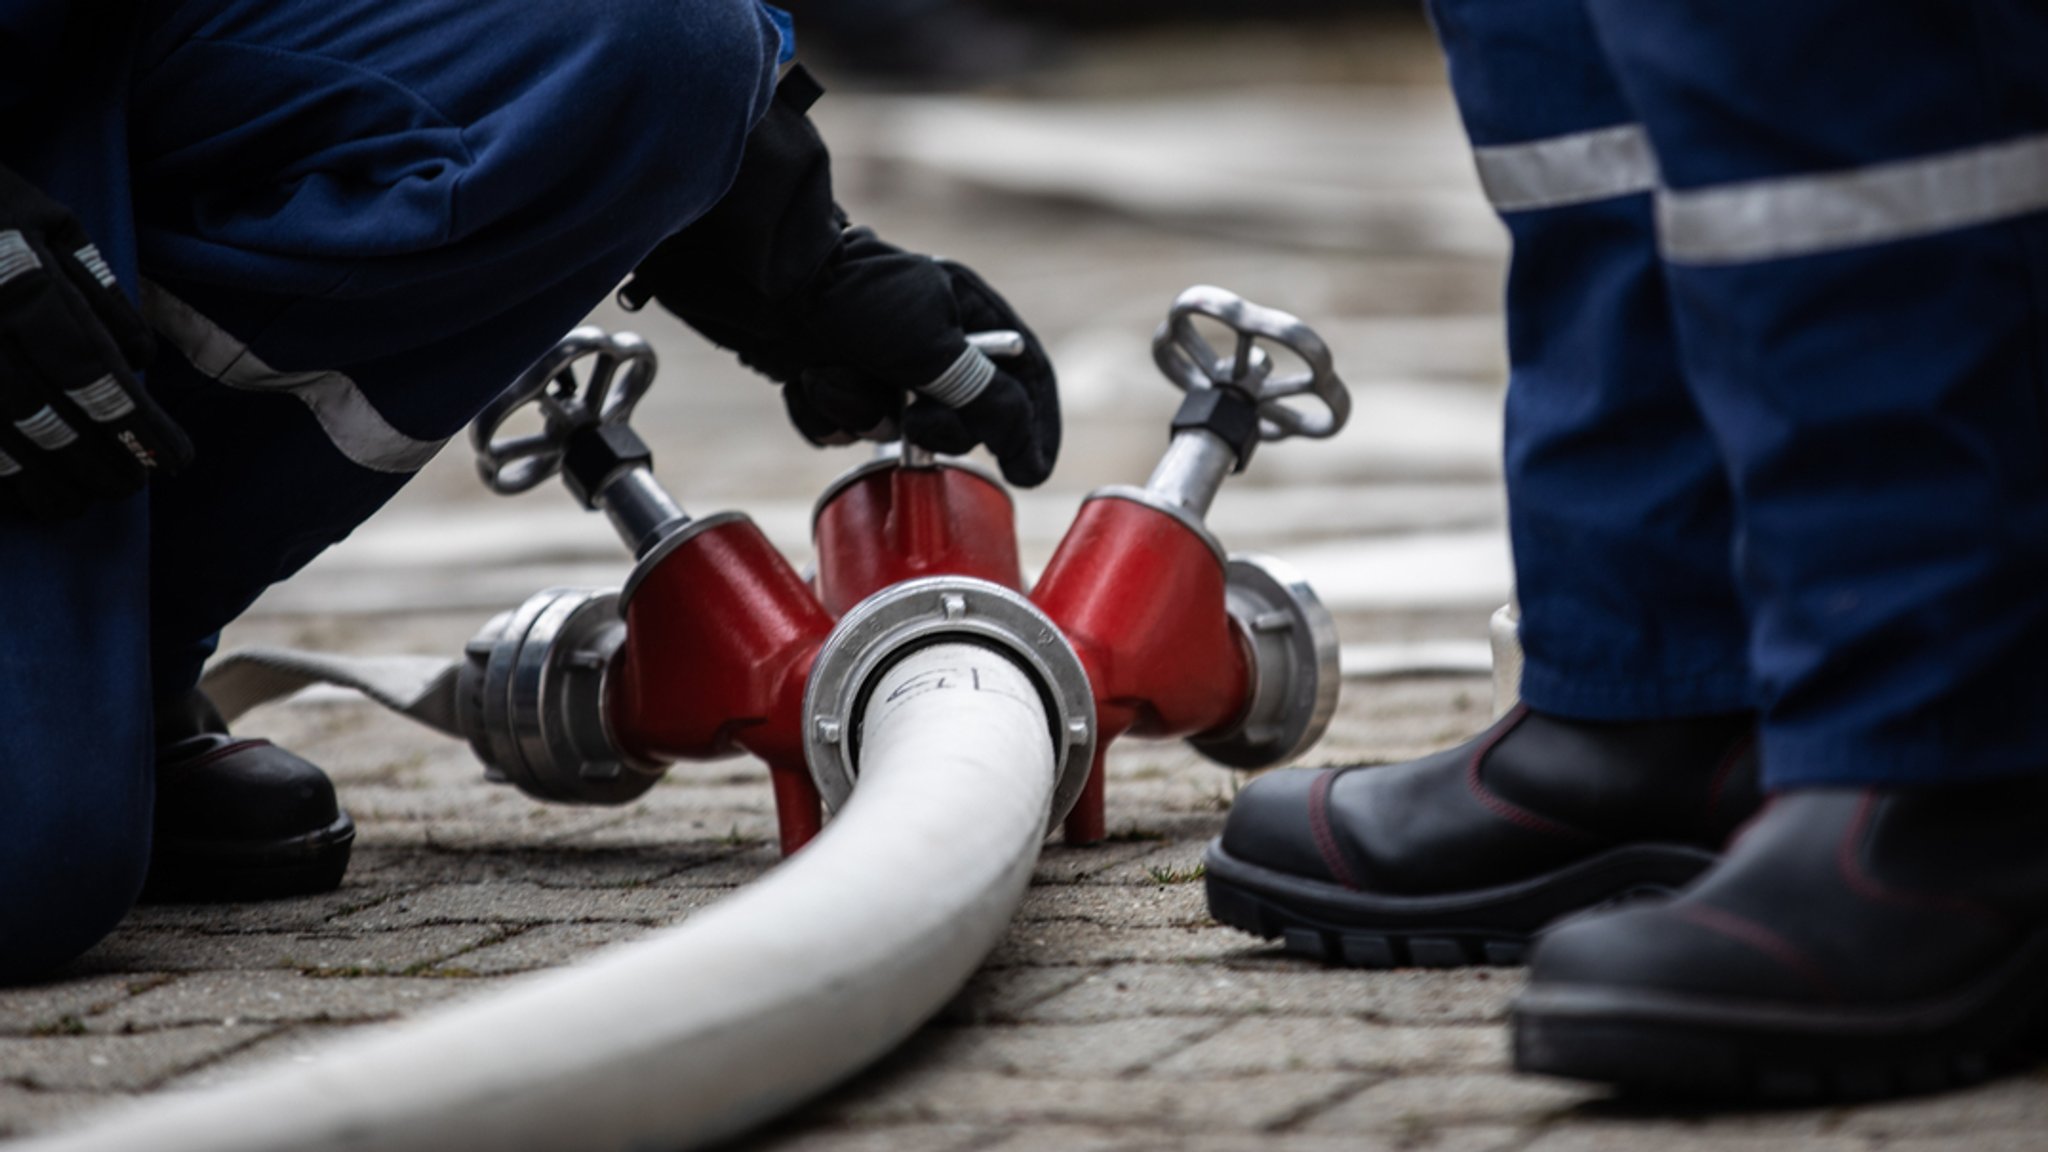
4, 14, 2042, 1150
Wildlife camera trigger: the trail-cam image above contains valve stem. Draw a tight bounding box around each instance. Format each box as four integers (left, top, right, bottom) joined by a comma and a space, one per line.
597, 467, 691, 557
1144, 429, 1237, 520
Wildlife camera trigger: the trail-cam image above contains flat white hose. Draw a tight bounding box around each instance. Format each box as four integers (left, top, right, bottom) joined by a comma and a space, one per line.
25, 642, 1055, 1152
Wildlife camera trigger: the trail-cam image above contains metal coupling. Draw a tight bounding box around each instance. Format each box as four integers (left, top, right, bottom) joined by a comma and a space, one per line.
1189, 555, 1341, 770
457, 587, 667, 805
802, 577, 1097, 824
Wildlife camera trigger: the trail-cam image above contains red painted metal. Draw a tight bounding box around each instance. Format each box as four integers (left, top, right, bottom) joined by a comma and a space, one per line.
1032, 496, 1254, 844
606, 517, 836, 856
602, 470, 1257, 857
813, 464, 1023, 616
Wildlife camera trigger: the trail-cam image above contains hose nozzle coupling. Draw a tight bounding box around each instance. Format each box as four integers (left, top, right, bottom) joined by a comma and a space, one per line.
457, 587, 666, 805
802, 577, 1097, 825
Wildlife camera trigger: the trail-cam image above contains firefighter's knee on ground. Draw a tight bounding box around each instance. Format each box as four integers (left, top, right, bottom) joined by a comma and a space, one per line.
0, 802, 149, 985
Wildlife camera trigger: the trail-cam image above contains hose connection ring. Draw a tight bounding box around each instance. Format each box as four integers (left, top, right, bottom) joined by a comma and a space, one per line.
803, 577, 1097, 824
1190, 554, 1341, 770
458, 587, 665, 805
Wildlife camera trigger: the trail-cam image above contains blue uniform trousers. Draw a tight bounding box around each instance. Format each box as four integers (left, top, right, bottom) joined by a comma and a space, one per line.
1433, 0, 2048, 788
0, 0, 782, 980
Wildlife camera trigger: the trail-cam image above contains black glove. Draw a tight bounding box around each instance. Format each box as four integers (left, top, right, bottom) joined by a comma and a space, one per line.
622, 68, 1060, 488
0, 164, 191, 519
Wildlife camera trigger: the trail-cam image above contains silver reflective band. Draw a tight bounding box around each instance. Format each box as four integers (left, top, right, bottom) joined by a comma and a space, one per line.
918, 344, 997, 409
1660, 131, 2048, 265
74, 244, 116, 288
15, 405, 78, 450
0, 230, 40, 286
142, 283, 445, 473
1473, 124, 1658, 213
66, 375, 136, 423
0, 447, 19, 477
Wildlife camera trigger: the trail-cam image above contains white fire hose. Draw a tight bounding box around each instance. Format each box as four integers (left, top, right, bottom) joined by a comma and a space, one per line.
22, 642, 1055, 1152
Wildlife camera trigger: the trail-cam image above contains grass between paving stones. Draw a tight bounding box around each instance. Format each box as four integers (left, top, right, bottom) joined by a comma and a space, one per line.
1145, 863, 1207, 885
28, 1017, 86, 1038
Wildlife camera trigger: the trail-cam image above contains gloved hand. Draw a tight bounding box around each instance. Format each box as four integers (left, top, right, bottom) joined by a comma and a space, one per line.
621, 67, 1060, 487
0, 164, 191, 519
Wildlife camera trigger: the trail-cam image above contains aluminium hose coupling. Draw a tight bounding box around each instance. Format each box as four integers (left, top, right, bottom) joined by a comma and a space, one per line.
458, 587, 665, 805
801, 577, 1097, 825
1190, 554, 1341, 770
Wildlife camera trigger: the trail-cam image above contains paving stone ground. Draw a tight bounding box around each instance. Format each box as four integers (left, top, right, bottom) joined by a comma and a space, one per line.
7, 676, 2043, 1150
5, 13, 2043, 1150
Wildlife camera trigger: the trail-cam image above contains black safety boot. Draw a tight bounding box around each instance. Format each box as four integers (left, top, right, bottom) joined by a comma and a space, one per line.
1514, 779, 2048, 1102
1204, 704, 1758, 967
144, 690, 355, 903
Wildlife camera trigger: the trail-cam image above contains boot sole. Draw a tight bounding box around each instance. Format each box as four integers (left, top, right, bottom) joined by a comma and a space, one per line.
1204, 839, 1717, 969
1514, 929, 2048, 1102
141, 813, 357, 904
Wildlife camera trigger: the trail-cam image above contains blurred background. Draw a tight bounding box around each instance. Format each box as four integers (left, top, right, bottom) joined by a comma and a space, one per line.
221, 1, 1515, 685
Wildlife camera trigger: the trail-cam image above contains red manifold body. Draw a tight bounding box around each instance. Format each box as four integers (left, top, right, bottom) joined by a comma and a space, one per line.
606, 514, 836, 855
813, 463, 1023, 615
605, 477, 1256, 857
1033, 494, 1253, 844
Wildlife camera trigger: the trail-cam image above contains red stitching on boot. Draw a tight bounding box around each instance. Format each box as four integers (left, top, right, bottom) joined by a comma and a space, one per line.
1464, 706, 1593, 841
1307, 769, 1363, 890
1700, 730, 1756, 843
1836, 791, 2004, 927
1675, 902, 1842, 1003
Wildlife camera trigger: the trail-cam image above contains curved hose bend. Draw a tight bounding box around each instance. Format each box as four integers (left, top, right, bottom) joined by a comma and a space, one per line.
24, 642, 1055, 1152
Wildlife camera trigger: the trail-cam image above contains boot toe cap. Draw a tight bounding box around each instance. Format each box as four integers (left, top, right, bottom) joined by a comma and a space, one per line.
1529, 899, 1841, 1005
1219, 766, 1353, 886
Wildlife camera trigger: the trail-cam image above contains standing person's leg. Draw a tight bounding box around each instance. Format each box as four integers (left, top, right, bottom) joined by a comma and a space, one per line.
1204, 0, 1758, 969
1519, 0, 2048, 1098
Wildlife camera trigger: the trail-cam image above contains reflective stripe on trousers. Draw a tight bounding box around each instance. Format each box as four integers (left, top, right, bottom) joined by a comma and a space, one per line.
142, 283, 445, 474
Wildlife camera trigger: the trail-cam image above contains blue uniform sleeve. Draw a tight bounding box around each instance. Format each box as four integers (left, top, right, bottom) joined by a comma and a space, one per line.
761, 3, 795, 63
0, 1, 65, 137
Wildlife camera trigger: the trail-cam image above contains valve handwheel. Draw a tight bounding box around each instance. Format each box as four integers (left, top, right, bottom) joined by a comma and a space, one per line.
1152, 286, 1351, 442
473, 327, 659, 495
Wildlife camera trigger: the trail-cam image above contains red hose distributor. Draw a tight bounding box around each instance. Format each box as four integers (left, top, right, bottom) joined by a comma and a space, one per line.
607, 514, 837, 855
468, 330, 838, 856
1032, 286, 1352, 843
460, 290, 1351, 859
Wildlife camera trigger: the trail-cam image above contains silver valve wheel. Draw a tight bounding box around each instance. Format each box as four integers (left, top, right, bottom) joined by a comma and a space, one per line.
472, 327, 659, 495
1152, 285, 1351, 443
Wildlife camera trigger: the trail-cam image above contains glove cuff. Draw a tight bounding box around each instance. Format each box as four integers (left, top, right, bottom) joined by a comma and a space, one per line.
917, 345, 997, 409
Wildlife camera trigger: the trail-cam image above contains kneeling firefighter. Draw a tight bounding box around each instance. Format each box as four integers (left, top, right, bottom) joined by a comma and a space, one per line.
0, 0, 1058, 982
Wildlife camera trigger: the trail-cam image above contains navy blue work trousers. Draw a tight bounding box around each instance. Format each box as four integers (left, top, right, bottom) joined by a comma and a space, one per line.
1434, 0, 2048, 790
0, 0, 783, 980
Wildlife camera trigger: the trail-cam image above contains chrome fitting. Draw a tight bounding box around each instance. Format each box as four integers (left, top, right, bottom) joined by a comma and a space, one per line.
802, 577, 1096, 824
1189, 555, 1341, 770
458, 587, 665, 805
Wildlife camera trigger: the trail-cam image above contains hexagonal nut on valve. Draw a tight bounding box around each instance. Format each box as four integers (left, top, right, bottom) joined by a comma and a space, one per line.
1190, 555, 1341, 770
457, 588, 667, 804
